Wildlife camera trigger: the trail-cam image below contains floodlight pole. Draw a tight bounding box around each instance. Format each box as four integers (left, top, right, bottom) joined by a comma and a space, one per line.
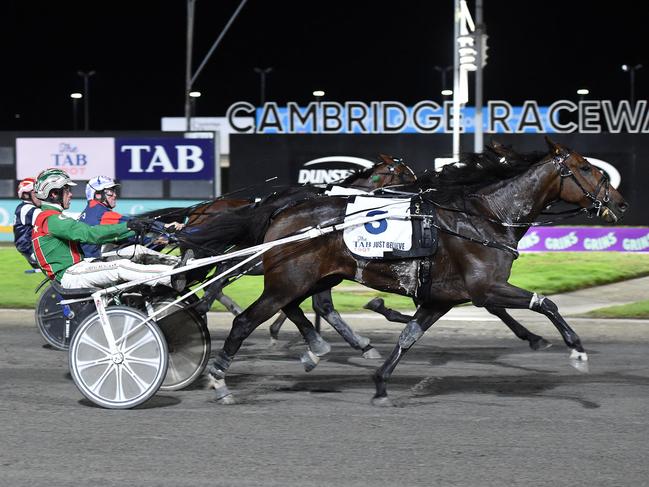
185, 0, 196, 131
77, 70, 95, 131
185, 0, 249, 131
473, 0, 484, 153
452, 0, 461, 160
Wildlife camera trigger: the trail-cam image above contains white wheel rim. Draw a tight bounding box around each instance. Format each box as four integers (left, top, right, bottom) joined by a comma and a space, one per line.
70, 308, 167, 408
155, 299, 210, 391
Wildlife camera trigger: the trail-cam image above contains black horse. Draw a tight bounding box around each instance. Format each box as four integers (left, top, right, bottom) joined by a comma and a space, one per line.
180, 139, 627, 406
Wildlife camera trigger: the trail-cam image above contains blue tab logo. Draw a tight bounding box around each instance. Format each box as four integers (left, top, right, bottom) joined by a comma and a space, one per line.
115, 138, 214, 180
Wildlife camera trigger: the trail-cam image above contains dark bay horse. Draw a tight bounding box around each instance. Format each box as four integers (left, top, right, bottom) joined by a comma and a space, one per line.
144, 156, 419, 364
189, 139, 627, 405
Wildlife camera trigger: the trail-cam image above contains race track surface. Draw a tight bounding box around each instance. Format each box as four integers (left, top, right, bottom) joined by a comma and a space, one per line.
1, 309, 648, 487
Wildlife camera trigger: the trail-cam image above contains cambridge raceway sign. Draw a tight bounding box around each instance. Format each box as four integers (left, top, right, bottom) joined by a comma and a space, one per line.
226, 100, 649, 134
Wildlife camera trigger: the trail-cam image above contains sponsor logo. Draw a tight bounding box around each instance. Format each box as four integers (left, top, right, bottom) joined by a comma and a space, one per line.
622, 232, 649, 251
116, 138, 214, 180
297, 156, 375, 184
45, 142, 92, 177
545, 231, 579, 250
583, 232, 617, 250
518, 230, 540, 250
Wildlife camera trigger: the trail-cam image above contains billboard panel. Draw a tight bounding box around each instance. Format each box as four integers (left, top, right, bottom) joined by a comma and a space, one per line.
115, 138, 214, 180
16, 137, 115, 179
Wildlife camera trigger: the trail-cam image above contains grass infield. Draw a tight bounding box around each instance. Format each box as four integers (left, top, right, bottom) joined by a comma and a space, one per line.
1, 247, 649, 312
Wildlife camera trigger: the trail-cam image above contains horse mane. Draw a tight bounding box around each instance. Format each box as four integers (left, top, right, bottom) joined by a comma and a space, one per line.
413, 144, 547, 203
138, 202, 208, 222
176, 186, 322, 254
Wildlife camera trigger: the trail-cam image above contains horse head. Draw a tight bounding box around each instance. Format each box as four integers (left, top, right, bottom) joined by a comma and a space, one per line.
371, 155, 417, 188
545, 137, 628, 223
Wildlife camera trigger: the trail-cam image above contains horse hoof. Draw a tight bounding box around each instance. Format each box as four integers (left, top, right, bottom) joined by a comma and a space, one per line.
308, 337, 331, 357
216, 394, 236, 405
362, 347, 382, 360
301, 350, 320, 372
268, 337, 279, 348
364, 297, 384, 312
530, 337, 552, 351
569, 349, 589, 373
371, 396, 393, 407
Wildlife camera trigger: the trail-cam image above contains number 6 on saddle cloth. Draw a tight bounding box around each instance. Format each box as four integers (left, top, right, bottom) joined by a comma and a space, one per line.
342, 195, 438, 260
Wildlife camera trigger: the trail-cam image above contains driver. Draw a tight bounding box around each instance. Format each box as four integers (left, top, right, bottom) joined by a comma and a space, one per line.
79, 175, 178, 265
13, 177, 41, 268
31, 168, 189, 291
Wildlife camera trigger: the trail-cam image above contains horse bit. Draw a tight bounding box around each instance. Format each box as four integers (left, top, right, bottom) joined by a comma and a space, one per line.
551, 151, 611, 218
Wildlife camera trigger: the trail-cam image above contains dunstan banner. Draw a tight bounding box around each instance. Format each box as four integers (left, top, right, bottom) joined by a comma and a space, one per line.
15, 137, 115, 179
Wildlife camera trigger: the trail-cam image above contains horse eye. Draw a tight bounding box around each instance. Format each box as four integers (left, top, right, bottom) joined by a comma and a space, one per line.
580, 165, 591, 172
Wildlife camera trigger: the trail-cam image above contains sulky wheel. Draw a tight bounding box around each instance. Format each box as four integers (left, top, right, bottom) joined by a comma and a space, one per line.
69, 306, 168, 409
153, 297, 211, 391
34, 284, 94, 351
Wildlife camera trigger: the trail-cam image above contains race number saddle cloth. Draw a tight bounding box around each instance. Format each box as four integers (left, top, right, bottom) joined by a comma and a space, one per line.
342, 196, 437, 260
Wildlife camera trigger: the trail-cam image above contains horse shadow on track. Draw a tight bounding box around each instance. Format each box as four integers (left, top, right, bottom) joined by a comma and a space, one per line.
225, 344, 649, 409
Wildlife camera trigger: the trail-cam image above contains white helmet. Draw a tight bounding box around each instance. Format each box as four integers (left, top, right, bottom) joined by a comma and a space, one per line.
17, 177, 36, 199
86, 176, 120, 201
34, 168, 77, 200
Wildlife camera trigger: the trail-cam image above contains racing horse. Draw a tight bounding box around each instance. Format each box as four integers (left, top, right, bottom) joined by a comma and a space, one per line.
143, 156, 418, 363
183, 139, 627, 405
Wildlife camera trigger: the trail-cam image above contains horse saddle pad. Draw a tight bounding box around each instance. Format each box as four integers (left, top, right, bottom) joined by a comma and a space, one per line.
342, 196, 438, 260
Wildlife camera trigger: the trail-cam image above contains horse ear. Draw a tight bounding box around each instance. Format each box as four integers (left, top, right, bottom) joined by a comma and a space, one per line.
378, 154, 393, 165
491, 140, 504, 150
544, 136, 562, 155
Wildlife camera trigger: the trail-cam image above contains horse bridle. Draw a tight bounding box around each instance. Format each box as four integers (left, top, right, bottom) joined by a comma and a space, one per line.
368, 158, 417, 186
551, 151, 611, 217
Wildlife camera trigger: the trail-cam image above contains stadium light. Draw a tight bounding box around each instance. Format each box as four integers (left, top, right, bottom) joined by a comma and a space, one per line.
621, 64, 643, 105
441, 89, 454, 96
70, 93, 83, 131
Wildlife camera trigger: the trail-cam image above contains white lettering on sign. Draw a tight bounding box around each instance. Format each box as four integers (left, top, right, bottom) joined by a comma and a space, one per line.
298, 169, 352, 184
583, 232, 617, 250
518, 230, 540, 250
121, 145, 205, 174
545, 232, 579, 250
623, 233, 649, 251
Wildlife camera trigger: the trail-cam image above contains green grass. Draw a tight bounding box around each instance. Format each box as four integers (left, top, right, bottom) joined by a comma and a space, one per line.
584, 300, 649, 319
2, 246, 649, 311
508, 252, 649, 294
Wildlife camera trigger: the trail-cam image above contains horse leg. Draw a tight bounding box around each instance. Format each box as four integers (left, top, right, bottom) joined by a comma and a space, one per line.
282, 303, 331, 371
268, 312, 288, 344
196, 279, 244, 316
207, 290, 288, 404
471, 283, 587, 371
373, 304, 452, 407
486, 306, 552, 350
312, 290, 381, 359
363, 297, 412, 324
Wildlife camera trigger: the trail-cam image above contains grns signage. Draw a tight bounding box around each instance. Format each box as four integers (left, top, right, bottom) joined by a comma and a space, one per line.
115, 138, 214, 180
297, 156, 375, 184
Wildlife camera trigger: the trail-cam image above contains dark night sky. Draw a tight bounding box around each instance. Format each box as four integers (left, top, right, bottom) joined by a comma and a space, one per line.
1, 0, 645, 131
